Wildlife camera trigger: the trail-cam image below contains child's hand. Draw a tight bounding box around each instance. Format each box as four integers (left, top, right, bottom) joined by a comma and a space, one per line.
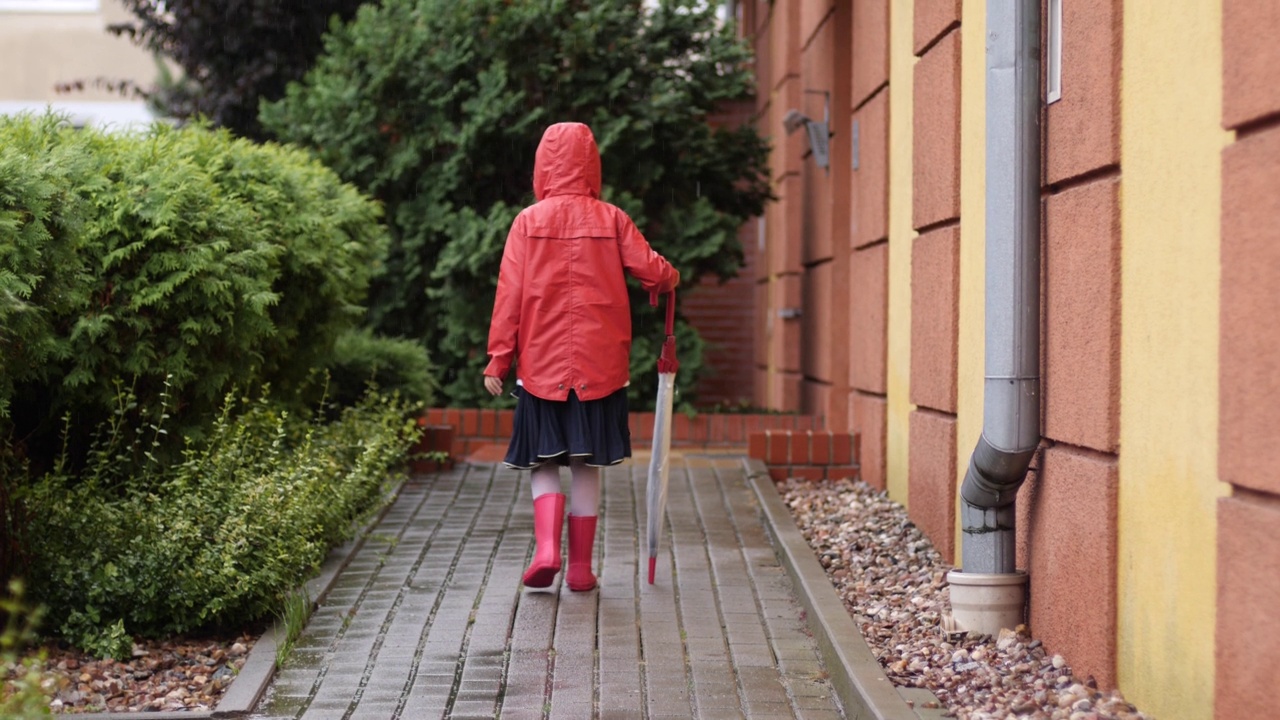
484, 375, 503, 396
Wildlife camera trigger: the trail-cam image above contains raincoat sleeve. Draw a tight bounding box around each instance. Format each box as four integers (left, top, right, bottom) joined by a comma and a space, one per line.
485, 216, 525, 379
615, 210, 679, 293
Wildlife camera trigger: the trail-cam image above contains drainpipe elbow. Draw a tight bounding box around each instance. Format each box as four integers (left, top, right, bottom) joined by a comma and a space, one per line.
960, 434, 1037, 509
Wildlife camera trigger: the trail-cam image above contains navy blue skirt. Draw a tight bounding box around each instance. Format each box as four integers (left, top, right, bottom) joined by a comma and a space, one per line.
503, 386, 631, 469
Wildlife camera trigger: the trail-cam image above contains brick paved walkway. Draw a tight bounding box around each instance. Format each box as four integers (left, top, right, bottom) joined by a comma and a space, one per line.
249, 456, 845, 720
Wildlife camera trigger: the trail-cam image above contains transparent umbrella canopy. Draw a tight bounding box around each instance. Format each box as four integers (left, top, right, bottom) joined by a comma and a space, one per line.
646, 290, 678, 585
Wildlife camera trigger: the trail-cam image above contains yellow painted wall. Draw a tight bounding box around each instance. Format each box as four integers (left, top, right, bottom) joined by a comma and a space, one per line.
1118, 2, 1230, 717
885, 0, 914, 504
953, 0, 986, 563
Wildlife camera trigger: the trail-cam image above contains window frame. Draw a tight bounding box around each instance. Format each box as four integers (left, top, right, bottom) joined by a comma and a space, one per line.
1046, 0, 1063, 104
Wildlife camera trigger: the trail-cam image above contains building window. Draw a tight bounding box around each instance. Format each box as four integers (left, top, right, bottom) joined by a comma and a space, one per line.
0, 0, 100, 12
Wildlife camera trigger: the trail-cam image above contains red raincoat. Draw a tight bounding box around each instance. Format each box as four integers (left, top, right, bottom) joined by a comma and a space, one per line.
484, 123, 679, 402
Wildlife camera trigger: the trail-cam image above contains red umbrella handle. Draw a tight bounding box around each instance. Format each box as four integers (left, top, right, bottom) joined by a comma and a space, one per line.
649, 290, 678, 373
648, 290, 676, 335
664, 289, 675, 335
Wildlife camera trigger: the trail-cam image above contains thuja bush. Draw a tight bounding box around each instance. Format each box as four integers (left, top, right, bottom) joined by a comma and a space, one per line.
262, 0, 772, 408
20, 387, 419, 659
325, 328, 437, 410
0, 114, 390, 471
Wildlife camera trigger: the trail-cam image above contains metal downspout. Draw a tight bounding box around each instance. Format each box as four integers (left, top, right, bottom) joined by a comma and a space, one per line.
959, 0, 1041, 577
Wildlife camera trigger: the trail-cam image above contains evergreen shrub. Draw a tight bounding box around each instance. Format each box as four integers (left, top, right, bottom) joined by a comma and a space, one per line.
325, 328, 437, 410
262, 0, 772, 408
0, 114, 391, 471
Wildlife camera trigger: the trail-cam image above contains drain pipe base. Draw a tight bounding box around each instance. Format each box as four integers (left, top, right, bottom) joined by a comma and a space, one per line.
945, 569, 1029, 637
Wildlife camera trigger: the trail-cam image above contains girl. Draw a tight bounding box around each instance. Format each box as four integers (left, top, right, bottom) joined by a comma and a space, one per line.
484, 122, 679, 592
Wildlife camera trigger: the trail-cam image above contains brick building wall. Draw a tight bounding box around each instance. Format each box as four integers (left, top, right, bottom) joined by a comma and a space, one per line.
738, 1, 1280, 717
1015, 0, 1123, 687
906, 0, 961, 565
754, 0, 805, 413
848, 0, 890, 490
682, 216, 761, 408
1216, 1, 1280, 717
682, 101, 763, 409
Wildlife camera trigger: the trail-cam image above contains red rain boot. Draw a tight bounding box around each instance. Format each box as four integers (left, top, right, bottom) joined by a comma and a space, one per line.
565, 515, 598, 592
522, 493, 565, 588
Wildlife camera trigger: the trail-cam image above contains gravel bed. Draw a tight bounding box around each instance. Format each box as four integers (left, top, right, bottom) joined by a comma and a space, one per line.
15, 633, 257, 714
780, 478, 1154, 720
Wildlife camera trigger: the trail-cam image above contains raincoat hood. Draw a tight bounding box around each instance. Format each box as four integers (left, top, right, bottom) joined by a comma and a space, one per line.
533, 122, 602, 201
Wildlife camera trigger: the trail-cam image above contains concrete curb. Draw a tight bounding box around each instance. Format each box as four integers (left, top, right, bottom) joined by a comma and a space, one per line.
744, 458, 946, 720
65, 478, 410, 720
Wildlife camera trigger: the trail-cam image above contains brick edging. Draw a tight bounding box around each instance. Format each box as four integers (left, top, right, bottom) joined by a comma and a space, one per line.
422, 407, 826, 459
747, 429, 861, 482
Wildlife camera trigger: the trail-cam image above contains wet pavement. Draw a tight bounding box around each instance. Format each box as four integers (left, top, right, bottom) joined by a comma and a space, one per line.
248, 455, 845, 720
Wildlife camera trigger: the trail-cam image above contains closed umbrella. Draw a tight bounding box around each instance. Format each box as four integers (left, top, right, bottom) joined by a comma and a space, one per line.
646, 290, 678, 585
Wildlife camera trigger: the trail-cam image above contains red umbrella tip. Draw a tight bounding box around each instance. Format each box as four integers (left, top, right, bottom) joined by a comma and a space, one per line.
648, 557, 657, 585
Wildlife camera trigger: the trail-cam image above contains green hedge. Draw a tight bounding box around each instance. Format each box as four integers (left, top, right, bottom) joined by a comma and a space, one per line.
21, 389, 419, 659
261, 0, 772, 409
326, 328, 438, 410
0, 114, 392, 470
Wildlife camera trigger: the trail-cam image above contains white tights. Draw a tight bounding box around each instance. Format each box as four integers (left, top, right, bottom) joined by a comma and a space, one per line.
530, 459, 600, 517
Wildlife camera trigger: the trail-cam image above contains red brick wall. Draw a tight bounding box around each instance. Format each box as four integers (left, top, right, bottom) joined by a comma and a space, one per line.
1217, 1, 1280, 716
911, 27, 961, 232
682, 218, 759, 409
1042, 179, 1121, 454
756, 1, 805, 414
1017, 446, 1120, 688
1017, 0, 1123, 687
910, 225, 959, 414
747, 1, 863, 422
683, 100, 762, 409
848, 1, 890, 490
906, 0, 961, 561
797, 0, 853, 431
908, 410, 957, 561
423, 407, 826, 459
748, 427, 858, 482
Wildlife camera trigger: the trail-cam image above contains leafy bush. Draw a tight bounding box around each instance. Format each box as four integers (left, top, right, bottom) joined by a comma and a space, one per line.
0, 114, 392, 472
0, 581, 51, 716
262, 0, 772, 408
325, 329, 437, 409
20, 388, 419, 658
